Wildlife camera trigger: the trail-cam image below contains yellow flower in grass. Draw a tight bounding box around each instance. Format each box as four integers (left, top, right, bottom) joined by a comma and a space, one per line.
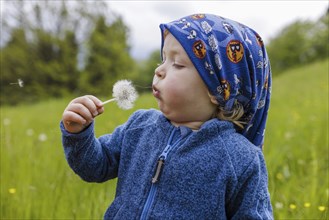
304, 202, 311, 208
318, 206, 326, 212
289, 204, 297, 210
8, 188, 16, 194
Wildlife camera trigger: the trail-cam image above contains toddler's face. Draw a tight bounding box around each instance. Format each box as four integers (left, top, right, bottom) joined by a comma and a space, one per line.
152, 33, 217, 128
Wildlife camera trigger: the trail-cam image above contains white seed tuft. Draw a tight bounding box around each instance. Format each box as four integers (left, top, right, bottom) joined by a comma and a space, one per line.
102, 80, 138, 110
113, 80, 138, 109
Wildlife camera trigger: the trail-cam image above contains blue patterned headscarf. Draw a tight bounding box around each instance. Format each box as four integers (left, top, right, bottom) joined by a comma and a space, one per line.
160, 14, 271, 148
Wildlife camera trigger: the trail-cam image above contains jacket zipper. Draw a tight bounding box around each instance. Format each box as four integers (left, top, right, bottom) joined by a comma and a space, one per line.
140, 127, 184, 220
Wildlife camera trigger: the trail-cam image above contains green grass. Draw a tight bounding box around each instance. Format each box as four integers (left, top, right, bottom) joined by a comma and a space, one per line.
1, 59, 328, 219
0, 95, 158, 219
264, 59, 328, 219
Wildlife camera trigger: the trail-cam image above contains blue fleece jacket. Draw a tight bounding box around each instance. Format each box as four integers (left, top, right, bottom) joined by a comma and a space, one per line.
61, 109, 273, 219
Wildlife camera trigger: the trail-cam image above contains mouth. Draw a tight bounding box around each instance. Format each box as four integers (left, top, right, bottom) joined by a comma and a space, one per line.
152, 85, 161, 99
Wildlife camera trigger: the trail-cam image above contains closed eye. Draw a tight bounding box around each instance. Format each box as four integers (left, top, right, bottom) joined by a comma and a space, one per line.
173, 62, 185, 69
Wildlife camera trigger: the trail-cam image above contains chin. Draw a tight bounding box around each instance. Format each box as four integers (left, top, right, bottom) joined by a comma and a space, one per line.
159, 108, 174, 120
163, 112, 186, 123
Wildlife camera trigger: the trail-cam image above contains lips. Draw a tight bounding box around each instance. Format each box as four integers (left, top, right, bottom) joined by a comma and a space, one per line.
152, 85, 161, 99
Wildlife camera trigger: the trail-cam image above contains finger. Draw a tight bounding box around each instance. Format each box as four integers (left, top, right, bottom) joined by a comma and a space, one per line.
97, 106, 104, 115
63, 110, 87, 125
86, 95, 104, 107
72, 96, 99, 117
68, 102, 94, 122
84, 95, 104, 115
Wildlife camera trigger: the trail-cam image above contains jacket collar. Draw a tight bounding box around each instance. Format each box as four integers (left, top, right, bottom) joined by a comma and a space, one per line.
156, 111, 235, 137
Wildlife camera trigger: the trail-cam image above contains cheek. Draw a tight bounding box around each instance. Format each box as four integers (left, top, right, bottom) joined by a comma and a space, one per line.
159, 81, 188, 110
164, 81, 184, 100
167, 84, 201, 110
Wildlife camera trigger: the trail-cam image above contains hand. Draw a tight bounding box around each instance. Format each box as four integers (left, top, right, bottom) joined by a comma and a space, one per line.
62, 95, 104, 133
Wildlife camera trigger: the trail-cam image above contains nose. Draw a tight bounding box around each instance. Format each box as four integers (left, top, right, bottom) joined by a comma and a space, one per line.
154, 64, 165, 79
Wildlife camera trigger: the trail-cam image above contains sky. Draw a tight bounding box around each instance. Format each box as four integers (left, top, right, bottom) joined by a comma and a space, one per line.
106, 1, 328, 60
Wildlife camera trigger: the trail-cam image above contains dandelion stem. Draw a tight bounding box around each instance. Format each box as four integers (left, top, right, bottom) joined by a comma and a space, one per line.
102, 98, 117, 105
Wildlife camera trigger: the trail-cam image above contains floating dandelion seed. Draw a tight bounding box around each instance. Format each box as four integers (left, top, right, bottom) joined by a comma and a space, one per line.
102, 80, 138, 110
10, 78, 24, 88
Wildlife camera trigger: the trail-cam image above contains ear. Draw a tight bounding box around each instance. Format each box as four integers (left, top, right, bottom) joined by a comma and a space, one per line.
208, 92, 219, 105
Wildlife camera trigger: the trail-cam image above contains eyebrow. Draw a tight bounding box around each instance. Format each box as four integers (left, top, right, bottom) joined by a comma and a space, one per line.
162, 47, 180, 58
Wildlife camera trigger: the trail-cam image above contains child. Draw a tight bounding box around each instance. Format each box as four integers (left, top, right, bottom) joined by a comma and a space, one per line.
61, 13, 273, 219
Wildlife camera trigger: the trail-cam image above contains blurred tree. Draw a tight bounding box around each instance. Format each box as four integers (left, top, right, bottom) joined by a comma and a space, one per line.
267, 8, 328, 75
30, 29, 79, 98
0, 28, 32, 105
0, 0, 134, 105
267, 20, 314, 75
134, 50, 161, 92
310, 9, 329, 61
80, 16, 135, 96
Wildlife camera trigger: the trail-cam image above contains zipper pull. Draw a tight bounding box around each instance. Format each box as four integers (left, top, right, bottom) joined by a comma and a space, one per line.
152, 157, 165, 183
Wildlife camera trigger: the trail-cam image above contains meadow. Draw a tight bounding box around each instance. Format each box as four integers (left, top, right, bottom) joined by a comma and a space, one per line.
1, 59, 328, 219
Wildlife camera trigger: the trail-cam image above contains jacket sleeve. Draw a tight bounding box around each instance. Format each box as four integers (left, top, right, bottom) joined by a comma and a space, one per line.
60, 120, 127, 183
227, 152, 273, 220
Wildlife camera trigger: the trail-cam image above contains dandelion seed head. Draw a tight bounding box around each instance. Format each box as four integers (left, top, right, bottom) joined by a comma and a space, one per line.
26, 129, 34, 136
275, 202, 283, 209
29, 185, 37, 191
283, 165, 291, 178
38, 133, 47, 142
112, 80, 138, 110
3, 118, 11, 126
284, 131, 293, 140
